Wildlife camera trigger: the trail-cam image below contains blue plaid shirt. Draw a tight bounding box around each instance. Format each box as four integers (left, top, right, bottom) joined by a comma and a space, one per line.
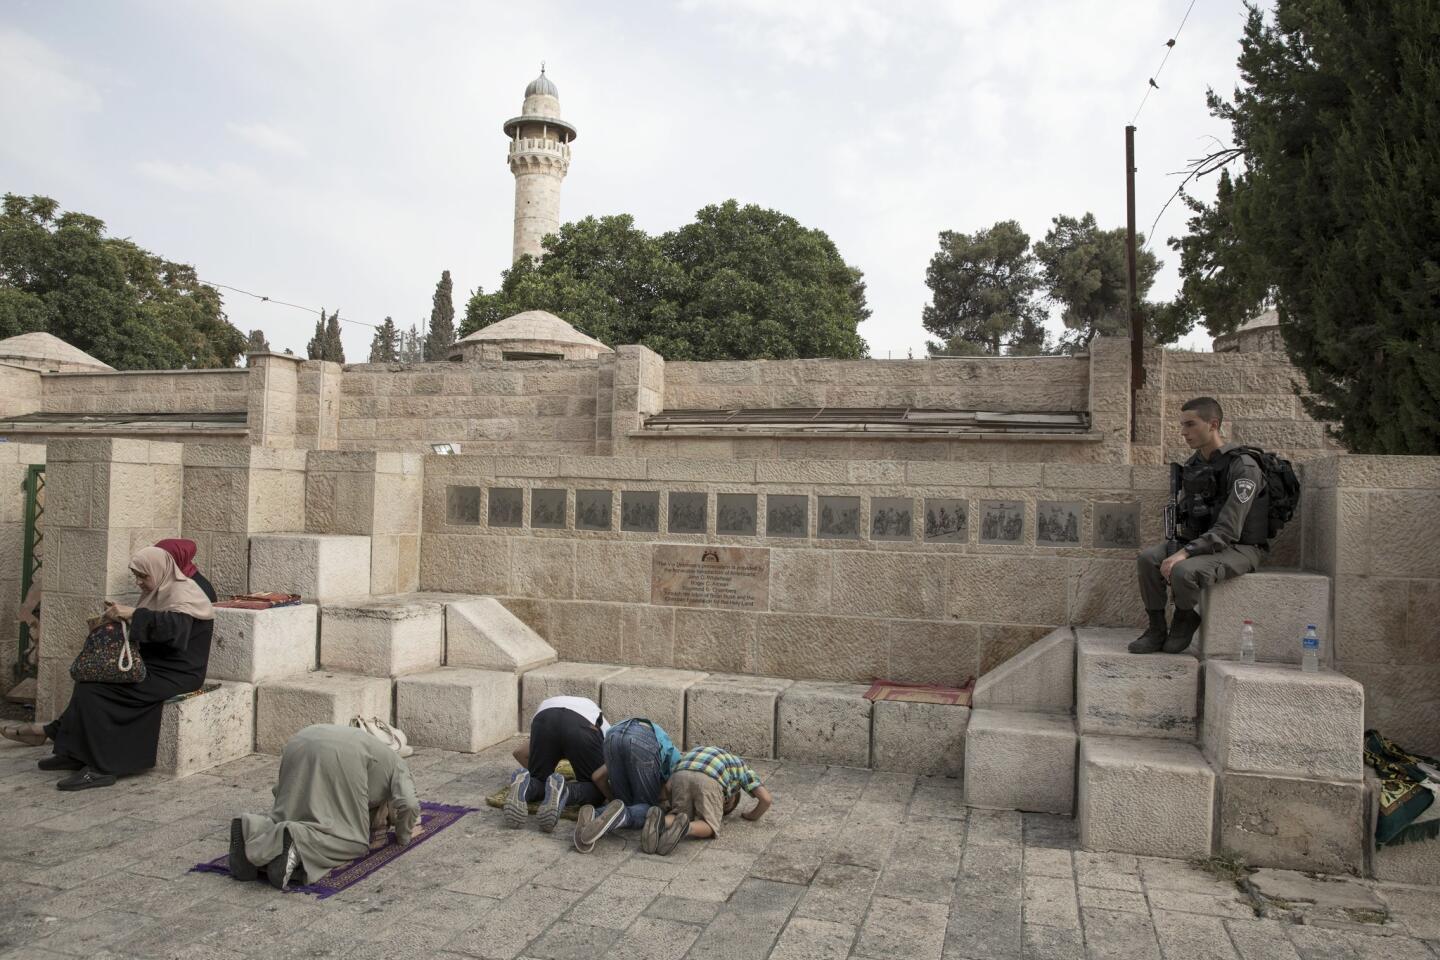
675, 746, 762, 799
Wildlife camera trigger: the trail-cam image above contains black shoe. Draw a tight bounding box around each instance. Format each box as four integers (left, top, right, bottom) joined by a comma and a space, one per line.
1128, 610, 1170, 654
56, 767, 116, 791
229, 818, 258, 881
38, 754, 84, 771
264, 830, 300, 891
1164, 609, 1202, 654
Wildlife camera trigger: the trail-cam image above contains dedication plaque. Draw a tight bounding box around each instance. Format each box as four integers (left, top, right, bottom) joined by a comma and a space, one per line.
651, 545, 770, 611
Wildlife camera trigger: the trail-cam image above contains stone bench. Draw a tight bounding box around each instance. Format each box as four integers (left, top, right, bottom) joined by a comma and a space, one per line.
156, 681, 255, 778
396, 668, 516, 753
971, 626, 1074, 714
1200, 570, 1331, 663
446, 596, 556, 673
871, 700, 969, 777
1219, 771, 1365, 875
1076, 628, 1199, 741
320, 595, 445, 678
599, 668, 707, 746
1079, 735, 1215, 859
207, 604, 319, 684
520, 662, 630, 733
964, 709, 1077, 815
248, 533, 372, 603
776, 681, 873, 768
255, 671, 392, 754
685, 674, 792, 758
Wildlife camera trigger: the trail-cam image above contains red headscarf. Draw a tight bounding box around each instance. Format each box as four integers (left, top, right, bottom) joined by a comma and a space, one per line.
154, 538, 199, 578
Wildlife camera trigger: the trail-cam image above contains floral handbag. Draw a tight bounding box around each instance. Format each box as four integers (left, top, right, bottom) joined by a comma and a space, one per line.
70, 618, 147, 684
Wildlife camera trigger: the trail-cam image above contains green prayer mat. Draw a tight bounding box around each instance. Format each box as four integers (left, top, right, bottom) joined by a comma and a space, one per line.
484, 760, 581, 820
1365, 729, 1440, 847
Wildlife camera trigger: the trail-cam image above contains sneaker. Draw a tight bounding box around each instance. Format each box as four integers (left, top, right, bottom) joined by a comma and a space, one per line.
575, 799, 625, 849
264, 830, 299, 891
537, 772, 568, 834
504, 769, 530, 829
640, 806, 663, 855
656, 812, 690, 856
573, 804, 597, 853
228, 817, 258, 881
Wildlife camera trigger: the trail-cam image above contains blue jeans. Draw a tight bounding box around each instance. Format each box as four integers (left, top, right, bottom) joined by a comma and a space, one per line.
603, 719, 665, 829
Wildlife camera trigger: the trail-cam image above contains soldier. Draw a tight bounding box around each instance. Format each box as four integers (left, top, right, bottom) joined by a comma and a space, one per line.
1131, 397, 1268, 655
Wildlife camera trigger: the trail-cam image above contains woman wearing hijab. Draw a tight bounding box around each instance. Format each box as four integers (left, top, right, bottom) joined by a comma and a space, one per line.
6, 546, 216, 790
154, 538, 217, 603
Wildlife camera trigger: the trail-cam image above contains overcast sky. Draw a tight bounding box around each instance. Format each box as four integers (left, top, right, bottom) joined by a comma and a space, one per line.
1, 0, 1259, 362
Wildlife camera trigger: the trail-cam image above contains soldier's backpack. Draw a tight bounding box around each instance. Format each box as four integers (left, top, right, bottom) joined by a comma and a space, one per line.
1229, 445, 1302, 539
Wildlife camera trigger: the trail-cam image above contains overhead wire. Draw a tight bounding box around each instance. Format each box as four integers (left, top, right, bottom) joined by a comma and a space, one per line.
203, 280, 380, 328
1131, 0, 1200, 125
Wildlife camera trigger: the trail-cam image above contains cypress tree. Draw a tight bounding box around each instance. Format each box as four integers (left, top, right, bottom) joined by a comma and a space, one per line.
368, 317, 399, 363
245, 329, 270, 353
425, 269, 456, 361
306, 310, 327, 360
325, 309, 345, 363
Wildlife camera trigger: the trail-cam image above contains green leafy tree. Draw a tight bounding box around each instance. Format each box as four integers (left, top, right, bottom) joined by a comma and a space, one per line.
0, 194, 247, 368
922, 221, 1045, 355
368, 316, 399, 363
425, 269, 456, 361
1170, 1, 1440, 453
1033, 213, 1167, 349
245, 329, 270, 353
462, 203, 868, 360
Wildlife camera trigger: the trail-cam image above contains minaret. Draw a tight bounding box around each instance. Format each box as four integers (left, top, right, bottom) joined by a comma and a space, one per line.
504, 65, 577, 262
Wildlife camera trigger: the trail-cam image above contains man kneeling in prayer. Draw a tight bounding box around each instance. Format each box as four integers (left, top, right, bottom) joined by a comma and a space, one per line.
642, 745, 772, 856
228, 723, 421, 890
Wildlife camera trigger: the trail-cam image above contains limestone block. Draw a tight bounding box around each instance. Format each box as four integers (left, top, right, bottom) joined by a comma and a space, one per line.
1079, 736, 1215, 859
395, 668, 517, 753
248, 533, 371, 603
155, 681, 255, 778
964, 709, 1077, 815
1201, 572, 1331, 663
972, 626, 1074, 714
255, 672, 392, 754
1365, 773, 1440, 884
870, 701, 970, 777
776, 682, 873, 768
1076, 629, 1199, 741
599, 667, 707, 741
446, 596, 556, 673
684, 673, 794, 758
520, 661, 631, 732
1218, 772, 1364, 875
320, 596, 445, 677
1202, 661, 1364, 781
207, 604, 319, 684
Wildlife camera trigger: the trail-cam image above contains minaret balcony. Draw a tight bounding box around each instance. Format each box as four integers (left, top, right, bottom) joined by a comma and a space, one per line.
508, 138, 571, 162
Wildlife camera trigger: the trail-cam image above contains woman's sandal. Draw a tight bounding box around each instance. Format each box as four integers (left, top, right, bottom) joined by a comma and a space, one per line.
1, 722, 47, 747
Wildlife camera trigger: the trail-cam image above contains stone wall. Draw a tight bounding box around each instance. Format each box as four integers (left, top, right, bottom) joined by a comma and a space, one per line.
304, 451, 424, 594
0, 443, 45, 692
1303, 455, 1440, 754
40, 369, 250, 415
0, 363, 42, 420
336, 360, 602, 455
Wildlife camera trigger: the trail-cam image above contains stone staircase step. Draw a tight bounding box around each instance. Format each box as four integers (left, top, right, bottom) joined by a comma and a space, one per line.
1079, 735, 1215, 859
320, 595, 446, 678
685, 673, 793, 759
599, 668, 707, 746
520, 662, 631, 732
1076, 628, 1199, 741
248, 533, 372, 603
207, 604, 319, 685
1219, 771, 1365, 875
1200, 570, 1331, 664
964, 709, 1077, 815
971, 626, 1074, 714
255, 671, 392, 755
445, 596, 556, 672
156, 680, 255, 778
871, 700, 969, 777
776, 681, 873, 768
395, 667, 517, 753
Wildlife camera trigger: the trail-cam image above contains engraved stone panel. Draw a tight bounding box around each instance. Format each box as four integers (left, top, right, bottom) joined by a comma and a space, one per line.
871, 497, 914, 542
668, 491, 707, 534
1036, 501, 1083, 546
531, 488, 567, 529
817, 496, 861, 540
924, 498, 968, 543
766, 494, 809, 539
980, 500, 1025, 544
1095, 502, 1140, 548
488, 487, 523, 528
446, 485, 481, 525
652, 545, 770, 611
576, 489, 612, 531
621, 490, 660, 532
716, 494, 758, 536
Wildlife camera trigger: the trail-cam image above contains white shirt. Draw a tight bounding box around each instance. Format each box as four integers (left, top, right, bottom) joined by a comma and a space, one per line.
534, 695, 611, 736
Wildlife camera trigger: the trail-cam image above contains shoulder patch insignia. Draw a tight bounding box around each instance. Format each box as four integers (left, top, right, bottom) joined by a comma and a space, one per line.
1234, 478, 1256, 504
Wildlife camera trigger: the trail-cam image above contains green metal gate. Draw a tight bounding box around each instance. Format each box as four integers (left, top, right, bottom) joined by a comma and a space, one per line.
15, 463, 43, 683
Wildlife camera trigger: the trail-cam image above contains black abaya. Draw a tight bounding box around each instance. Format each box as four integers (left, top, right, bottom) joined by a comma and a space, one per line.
44, 577, 215, 776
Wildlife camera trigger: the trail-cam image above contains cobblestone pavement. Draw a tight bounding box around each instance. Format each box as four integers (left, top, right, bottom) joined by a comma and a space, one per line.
1, 739, 1437, 960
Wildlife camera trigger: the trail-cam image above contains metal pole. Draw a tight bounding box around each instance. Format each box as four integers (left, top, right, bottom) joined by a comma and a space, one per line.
1126, 124, 1143, 442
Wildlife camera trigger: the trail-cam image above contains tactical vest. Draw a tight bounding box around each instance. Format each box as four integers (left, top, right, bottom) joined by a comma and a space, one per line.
1178, 450, 1270, 547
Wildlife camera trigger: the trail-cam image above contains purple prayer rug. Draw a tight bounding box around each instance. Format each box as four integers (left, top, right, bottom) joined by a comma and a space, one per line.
190, 801, 476, 899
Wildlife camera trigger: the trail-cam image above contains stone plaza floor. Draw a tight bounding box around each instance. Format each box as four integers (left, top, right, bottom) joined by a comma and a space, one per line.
0, 738, 1437, 960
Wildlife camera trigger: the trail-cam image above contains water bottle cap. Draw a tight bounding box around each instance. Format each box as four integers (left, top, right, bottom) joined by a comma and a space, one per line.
1243, 619, 1253, 624
1306, 624, 1317, 630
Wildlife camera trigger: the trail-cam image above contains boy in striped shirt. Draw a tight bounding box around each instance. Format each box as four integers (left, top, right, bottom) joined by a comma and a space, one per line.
643, 745, 772, 855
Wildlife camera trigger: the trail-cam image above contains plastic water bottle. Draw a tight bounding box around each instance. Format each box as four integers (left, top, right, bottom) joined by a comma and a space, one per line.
1301, 624, 1321, 673
1240, 620, 1256, 663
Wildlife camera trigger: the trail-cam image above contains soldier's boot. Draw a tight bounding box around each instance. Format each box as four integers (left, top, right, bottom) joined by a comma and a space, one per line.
1163, 609, 1203, 654
1128, 610, 1170, 654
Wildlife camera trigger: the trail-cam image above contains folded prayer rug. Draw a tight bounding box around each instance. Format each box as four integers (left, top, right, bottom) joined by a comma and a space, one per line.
1365, 729, 1440, 847
863, 677, 974, 706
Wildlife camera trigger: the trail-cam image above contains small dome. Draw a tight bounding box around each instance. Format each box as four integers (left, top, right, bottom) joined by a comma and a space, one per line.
458, 310, 608, 351
0, 332, 113, 372
525, 67, 558, 99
